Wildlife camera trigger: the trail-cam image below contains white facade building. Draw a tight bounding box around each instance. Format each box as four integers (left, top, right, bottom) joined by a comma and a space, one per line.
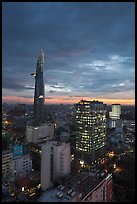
12, 154, 32, 177
41, 141, 71, 191
2, 150, 13, 179
109, 104, 121, 120
26, 123, 54, 144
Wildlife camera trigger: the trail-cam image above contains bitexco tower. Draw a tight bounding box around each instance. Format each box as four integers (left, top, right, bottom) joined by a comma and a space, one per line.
33, 49, 45, 126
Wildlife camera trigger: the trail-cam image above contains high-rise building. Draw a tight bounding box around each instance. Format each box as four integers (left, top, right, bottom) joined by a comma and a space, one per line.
109, 104, 121, 128
41, 141, 71, 191
109, 104, 121, 120
2, 150, 13, 180
75, 100, 107, 167
34, 49, 45, 126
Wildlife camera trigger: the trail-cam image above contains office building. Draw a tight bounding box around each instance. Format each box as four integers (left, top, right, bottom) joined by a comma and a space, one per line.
108, 118, 121, 128
109, 104, 121, 120
75, 100, 107, 167
33, 49, 45, 126
26, 123, 54, 144
109, 104, 121, 128
41, 141, 71, 191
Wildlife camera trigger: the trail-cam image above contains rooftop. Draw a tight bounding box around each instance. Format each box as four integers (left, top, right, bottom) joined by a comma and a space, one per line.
15, 176, 31, 189
15, 171, 40, 189
37, 170, 111, 202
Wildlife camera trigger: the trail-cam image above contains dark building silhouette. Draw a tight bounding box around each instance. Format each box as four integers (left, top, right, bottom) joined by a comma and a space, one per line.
34, 49, 45, 126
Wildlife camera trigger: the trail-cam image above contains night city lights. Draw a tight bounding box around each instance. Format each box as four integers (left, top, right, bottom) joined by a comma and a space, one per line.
2, 2, 135, 202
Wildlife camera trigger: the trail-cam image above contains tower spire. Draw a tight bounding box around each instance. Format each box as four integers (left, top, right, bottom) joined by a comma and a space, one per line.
38, 49, 44, 64
34, 49, 45, 126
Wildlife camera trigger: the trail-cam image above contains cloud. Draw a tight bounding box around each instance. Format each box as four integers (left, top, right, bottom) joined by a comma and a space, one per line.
49, 90, 55, 93
49, 85, 65, 89
25, 85, 35, 90
2, 2, 135, 104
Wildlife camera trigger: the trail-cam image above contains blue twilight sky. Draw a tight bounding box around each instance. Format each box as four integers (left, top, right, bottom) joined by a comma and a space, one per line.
2, 2, 135, 104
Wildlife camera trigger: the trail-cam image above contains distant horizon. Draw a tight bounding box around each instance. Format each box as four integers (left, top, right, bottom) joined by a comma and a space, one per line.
2, 96, 135, 106
2, 103, 135, 107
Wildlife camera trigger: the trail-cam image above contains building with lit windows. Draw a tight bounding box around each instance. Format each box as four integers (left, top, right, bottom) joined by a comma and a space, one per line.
75, 100, 107, 167
109, 104, 121, 120
109, 104, 121, 128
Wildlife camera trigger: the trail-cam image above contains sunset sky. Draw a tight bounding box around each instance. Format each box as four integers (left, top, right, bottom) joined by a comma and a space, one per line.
2, 2, 135, 105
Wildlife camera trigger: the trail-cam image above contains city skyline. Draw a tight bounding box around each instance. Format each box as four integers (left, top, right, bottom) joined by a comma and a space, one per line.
2, 2, 135, 105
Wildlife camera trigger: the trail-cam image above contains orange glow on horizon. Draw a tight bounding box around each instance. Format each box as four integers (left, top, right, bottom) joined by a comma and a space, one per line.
2, 96, 33, 104
2, 95, 135, 105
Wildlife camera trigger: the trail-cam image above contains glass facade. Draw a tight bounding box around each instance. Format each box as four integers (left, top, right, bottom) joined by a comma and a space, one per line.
34, 49, 45, 126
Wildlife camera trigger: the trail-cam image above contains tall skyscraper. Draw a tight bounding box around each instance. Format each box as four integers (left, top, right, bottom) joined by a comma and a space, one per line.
34, 49, 45, 126
75, 100, 107, 167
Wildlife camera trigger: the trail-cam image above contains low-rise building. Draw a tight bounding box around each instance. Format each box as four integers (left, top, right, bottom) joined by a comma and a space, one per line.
2, 184, 13, 202
37, 170, 112, 202
12, 154, 32, 177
